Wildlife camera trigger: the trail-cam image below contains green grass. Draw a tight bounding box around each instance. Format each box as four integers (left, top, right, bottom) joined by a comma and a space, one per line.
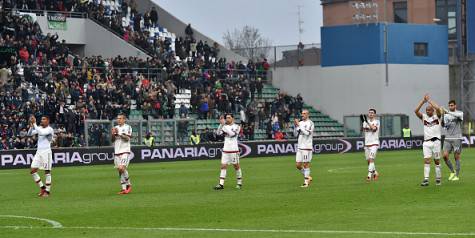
1, 149, 475, 238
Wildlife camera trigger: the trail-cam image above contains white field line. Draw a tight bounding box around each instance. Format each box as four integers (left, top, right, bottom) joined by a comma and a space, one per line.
0, 215, 63, 228
0, 225, 474, 236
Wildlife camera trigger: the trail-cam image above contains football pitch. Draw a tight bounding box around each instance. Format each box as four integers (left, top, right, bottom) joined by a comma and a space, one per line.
1, 148, 475, 238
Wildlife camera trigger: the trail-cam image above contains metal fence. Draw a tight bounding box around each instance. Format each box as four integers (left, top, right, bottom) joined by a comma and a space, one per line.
20, 64, 273, 84
21, 65, 165, 82
343, 114, 410, 137
231, 43, 321, 68
12, 8, 88, 18
85, 119, 197, 147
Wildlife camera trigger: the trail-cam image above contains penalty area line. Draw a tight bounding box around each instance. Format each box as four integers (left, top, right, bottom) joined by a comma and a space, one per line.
0, 226, 474, 236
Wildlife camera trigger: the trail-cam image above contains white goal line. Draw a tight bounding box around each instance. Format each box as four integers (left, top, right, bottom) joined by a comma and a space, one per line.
0, 225, 474, 236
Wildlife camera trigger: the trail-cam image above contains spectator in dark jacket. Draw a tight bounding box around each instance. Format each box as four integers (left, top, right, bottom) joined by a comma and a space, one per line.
150, 7, 158, 26
185, 23, 193, 38
179, 103, 189, 118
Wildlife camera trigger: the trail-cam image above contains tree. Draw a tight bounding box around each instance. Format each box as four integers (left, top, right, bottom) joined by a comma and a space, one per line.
223, 26, 272, 62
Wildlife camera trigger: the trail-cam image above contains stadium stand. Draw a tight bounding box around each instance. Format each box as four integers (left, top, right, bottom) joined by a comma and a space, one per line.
0, 4, 347, 150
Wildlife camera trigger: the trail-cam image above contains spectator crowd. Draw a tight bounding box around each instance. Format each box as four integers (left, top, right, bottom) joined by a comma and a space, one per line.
0, 3, 306, 150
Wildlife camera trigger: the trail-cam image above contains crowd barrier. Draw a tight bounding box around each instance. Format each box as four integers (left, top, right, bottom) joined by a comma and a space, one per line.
1, 136, 473, 169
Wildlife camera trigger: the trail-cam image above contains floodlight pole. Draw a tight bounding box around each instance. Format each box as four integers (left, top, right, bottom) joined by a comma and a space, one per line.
384, 0, 389, 86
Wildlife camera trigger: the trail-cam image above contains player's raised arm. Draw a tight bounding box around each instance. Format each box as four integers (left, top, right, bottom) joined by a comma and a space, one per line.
111, 127, 118, 142
426, 95, 443, 118
28, 116, 38, 136
442, 106, 464, 120
298, 110, 312, 136
293, 118, 300, 137
216, 116, 225, 135
120, 126, 132, 141
299, 124, 312, 136
222, 125, 237, 137
369, 119, 379, 132
34, 125, 53, 136
308, 121, 314, 135
29, 116, 52, 136
120, 134, 131, 141
414, 96, 426, 120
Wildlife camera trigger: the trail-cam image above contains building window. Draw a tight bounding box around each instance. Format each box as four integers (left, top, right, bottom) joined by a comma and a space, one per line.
393, 1, 408, 23
414, 43, 429, 57
436, 0, 457, 39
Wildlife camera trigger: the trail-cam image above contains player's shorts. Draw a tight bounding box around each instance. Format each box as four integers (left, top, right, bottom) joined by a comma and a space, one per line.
221, 152, 240, 165
296, 149, 312, 163
423, 140, 441, 159
114, 153, 131, 168
31, 149, 53, 170
443, 139, 462, 154
364, 145, 379, 160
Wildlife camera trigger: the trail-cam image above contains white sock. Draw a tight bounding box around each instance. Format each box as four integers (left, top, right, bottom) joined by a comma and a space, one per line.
368, 162, 375, 177
435, 164, 441, 180
236, 168, 242, 185
120, 173, 127, 190
219, 169, 227, 186
31, 172, 44, 188
300, 168, 305, 176
424, 164, 430, 180
45, 173, 51, 192
123, 170, 131, 185
304, 168, 311, 184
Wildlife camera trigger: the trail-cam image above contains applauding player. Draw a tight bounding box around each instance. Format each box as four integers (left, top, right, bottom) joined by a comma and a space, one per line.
112, 113, 133, 195
293, 110, 314, 188
214, 114, 242, 190
28, 115, 55, 197
415, 94, 443, 186
362, 109, 380, 182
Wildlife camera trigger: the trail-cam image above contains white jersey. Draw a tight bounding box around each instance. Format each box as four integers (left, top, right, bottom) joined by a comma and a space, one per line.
217, 123, 240, 153
294, 119, 314, 150
28, 124, 54, 150
113, 124, 132, 155
363, 119, 380, 146
422, 114, 441, 140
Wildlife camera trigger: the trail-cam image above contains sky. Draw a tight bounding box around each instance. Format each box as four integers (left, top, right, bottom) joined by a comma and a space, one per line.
153, 0, 323, 46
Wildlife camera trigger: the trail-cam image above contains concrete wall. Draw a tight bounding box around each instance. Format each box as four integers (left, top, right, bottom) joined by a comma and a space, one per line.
84, 20, 148, 59
135, 0, 247, 62
36, 16, 86, 44
36, 16, 148, 59
271, 64, 449, 135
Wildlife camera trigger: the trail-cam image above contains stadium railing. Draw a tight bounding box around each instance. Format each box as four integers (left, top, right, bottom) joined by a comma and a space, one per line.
11, 8, 88, 18
343, 114, 410, 138
230, 43, 321, 68
20, 65, 272, 83
85, 118, 197, 147
21, 65, 165, 82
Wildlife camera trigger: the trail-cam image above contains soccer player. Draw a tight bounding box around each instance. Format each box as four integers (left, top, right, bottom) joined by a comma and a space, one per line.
293, 109, 314, 188
28, 115, 54, 197
362, 109, 380, 182
442, 100, 463, 181
214, 114, 242, 190
112, 113, 133, 195
415, 94, 443, 186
